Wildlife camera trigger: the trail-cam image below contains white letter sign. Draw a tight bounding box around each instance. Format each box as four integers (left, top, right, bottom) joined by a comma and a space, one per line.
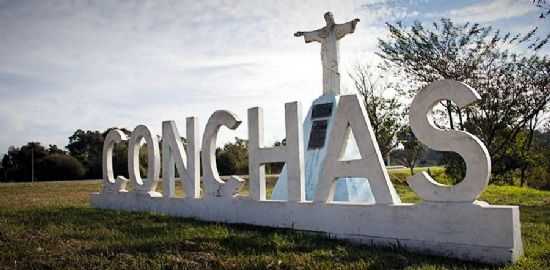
92, 80, 522, 265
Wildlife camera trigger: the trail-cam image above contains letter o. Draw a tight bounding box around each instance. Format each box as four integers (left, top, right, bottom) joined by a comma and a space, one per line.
128, 125, 160, 195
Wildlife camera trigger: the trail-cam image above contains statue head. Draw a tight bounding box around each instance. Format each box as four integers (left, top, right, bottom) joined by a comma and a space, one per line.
324, 12, 335, 25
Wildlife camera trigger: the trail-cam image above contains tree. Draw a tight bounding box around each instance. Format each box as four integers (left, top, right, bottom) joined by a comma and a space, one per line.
513, 122, 550, 189
216, 137, 249, 175
48, 144, 66, 155
535, 124, 550, 188
379, 19, 546, 127
0, 128, 131, 182
67, 129, 104, 178
216, 149, 238, 176
0, 156, 6, 181
0, 142, 84, 181
36, 154, 85, 181
0, 142, 47, 181
395, 126, 424, 176
66, 128, 132, 179
377, 18, 550, 184
349, 64, 404, 162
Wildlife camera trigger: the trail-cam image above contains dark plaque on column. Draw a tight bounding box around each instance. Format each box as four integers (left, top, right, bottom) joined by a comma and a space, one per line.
308, 120, 329, 149
311, 103, 333, 119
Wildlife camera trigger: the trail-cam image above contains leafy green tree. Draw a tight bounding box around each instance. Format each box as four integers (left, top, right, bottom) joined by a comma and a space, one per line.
66, 129, 104, 178
1, 143, 85, 181
36, 154, 85, 181
395, 126, 424, 176
379, 19, 546, 129
377, 18, 550, 184
1, 142, 47, 181
2, 148, 18, 181
349, 64, 404, 161
216, 149, 238, 176
1, 127, 133, 182
1, 154, 11, 181
66, 128, 132, 179
216, 137, 248, 175
517, 123, 550, 189
47, 144, 66, 155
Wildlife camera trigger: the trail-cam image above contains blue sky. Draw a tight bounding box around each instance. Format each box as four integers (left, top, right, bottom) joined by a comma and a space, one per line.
0, 0, 547, 154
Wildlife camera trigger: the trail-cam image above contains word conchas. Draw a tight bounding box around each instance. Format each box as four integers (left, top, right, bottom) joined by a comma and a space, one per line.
91, 80, 522, 265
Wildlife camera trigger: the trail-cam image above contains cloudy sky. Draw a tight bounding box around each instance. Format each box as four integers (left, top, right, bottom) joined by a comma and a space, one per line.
0, 0, 547, 154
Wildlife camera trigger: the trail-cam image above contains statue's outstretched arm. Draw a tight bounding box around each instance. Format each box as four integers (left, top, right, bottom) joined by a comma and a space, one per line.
336, 18, 360, 39
294, 29, 322, 43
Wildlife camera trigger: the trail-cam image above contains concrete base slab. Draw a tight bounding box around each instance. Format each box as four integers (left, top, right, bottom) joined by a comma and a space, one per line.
91, 192, 522, 265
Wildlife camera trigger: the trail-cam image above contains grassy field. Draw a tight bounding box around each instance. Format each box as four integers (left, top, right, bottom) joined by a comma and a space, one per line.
0, 176, 549, 269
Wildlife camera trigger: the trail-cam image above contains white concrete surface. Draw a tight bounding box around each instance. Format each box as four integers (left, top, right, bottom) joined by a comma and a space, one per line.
247, 102, 305, 201
162, 118, 200, 199
91, 192, 522, 265
201, 110, 245, 198
315, 94, 400, 204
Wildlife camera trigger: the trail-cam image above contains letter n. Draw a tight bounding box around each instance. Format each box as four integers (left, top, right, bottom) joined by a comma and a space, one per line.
162, 118, 200, 199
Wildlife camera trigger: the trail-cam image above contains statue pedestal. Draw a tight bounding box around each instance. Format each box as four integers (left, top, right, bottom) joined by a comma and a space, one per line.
271, 95, 375, 202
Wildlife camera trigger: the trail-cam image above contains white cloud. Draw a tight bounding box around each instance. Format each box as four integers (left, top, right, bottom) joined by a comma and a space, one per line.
0, 0, 382, 153
1, 0, 537, 156
444, 0, 537, 23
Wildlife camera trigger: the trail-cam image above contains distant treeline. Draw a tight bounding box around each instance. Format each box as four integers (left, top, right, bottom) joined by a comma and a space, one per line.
1, 128, 119, 181
1, 124, 549, 190
0, 128, 286, 182
0, 124, 445, 183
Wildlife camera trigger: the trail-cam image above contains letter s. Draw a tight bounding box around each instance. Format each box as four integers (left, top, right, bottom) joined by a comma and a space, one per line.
408, 80, 490, 202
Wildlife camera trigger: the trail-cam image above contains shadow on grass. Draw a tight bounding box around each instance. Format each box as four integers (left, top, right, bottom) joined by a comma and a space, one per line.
0, 206, 496, 269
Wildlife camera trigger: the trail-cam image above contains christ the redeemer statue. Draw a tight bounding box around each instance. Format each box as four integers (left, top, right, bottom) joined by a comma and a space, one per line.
294, 12, 360, 96
272, 12, 375, 203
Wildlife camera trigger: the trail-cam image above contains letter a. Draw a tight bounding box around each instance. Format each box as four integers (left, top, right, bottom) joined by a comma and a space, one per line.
315, 94, 400, 204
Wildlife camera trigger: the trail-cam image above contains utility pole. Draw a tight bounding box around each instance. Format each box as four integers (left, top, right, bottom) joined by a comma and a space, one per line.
31, 145, 34, 183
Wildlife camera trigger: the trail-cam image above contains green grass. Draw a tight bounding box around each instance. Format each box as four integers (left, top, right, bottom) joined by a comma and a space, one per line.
0, 178, 549, 269
387, 166, 451, 185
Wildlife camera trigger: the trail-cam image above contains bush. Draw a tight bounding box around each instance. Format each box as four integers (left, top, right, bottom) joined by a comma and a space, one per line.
440, 152, 466, 184
37, 154, 85, 181
525, 165, 550, 190
217, 151, 238, 176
